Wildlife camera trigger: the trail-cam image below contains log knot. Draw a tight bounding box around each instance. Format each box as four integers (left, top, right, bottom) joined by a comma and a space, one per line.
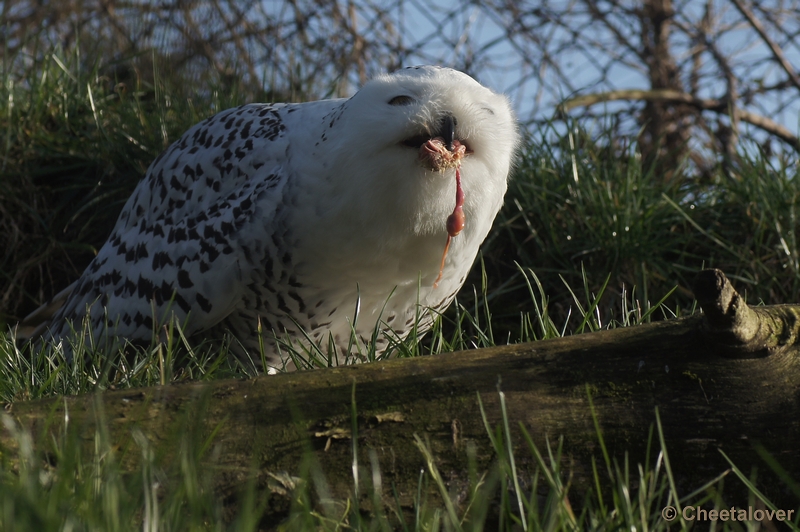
693, 269, 800, 358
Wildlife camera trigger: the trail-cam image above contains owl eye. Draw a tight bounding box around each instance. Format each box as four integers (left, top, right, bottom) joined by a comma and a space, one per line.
388, 95, 415, 106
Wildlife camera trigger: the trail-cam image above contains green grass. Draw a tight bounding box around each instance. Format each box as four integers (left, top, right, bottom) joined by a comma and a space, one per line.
479, 122, 800, 333
2, 44, 800, 530
0, 263, 667, 404
1, 268, 797, 530
1, 383, 798, 531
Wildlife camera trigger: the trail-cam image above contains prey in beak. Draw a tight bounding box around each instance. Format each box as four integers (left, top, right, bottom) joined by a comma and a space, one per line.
406, 114, 469, 172
397, 114, 469, 288
418, 114, 468, 288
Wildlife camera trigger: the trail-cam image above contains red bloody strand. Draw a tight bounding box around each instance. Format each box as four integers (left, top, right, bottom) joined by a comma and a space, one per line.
434, 236, 452, 289
434, 166, 465, 288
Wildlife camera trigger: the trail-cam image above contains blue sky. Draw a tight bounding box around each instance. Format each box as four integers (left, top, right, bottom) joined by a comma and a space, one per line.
338, 0, 800, 151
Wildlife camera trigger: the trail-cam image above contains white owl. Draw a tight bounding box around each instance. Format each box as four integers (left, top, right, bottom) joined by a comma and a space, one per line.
37, 66, 519, 369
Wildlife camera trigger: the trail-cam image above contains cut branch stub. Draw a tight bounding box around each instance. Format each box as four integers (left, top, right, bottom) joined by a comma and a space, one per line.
693, 268, 800, 357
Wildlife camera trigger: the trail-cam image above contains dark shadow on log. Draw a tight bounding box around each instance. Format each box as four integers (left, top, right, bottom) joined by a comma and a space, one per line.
2, 268, 800, 522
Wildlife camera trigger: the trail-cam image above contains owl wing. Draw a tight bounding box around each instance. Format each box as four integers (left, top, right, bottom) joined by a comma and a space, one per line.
48, 103, 314, 343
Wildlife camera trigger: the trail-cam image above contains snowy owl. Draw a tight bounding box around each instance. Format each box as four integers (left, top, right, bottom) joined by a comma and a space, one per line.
36, 66, 519, 369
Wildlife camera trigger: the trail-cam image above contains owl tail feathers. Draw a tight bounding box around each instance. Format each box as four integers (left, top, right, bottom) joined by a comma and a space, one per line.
13, 281, 76, 341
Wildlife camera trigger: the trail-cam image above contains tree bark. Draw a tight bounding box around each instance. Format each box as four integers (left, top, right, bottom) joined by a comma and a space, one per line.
3, 269, 800, 521
637, 0, 696, 175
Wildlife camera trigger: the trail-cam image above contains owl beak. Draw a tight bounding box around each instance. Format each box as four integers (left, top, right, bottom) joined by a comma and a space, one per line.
440, 115, 456, 152
400, 114, 465, 154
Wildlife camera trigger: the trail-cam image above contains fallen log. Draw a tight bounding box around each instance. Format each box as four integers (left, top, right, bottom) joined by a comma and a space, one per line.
3, 269, 800, 520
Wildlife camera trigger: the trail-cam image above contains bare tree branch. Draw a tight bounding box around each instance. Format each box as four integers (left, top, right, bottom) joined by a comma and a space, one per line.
729, 0, 800, 92
561, 89, 799, 147
3, 0, 800, 163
